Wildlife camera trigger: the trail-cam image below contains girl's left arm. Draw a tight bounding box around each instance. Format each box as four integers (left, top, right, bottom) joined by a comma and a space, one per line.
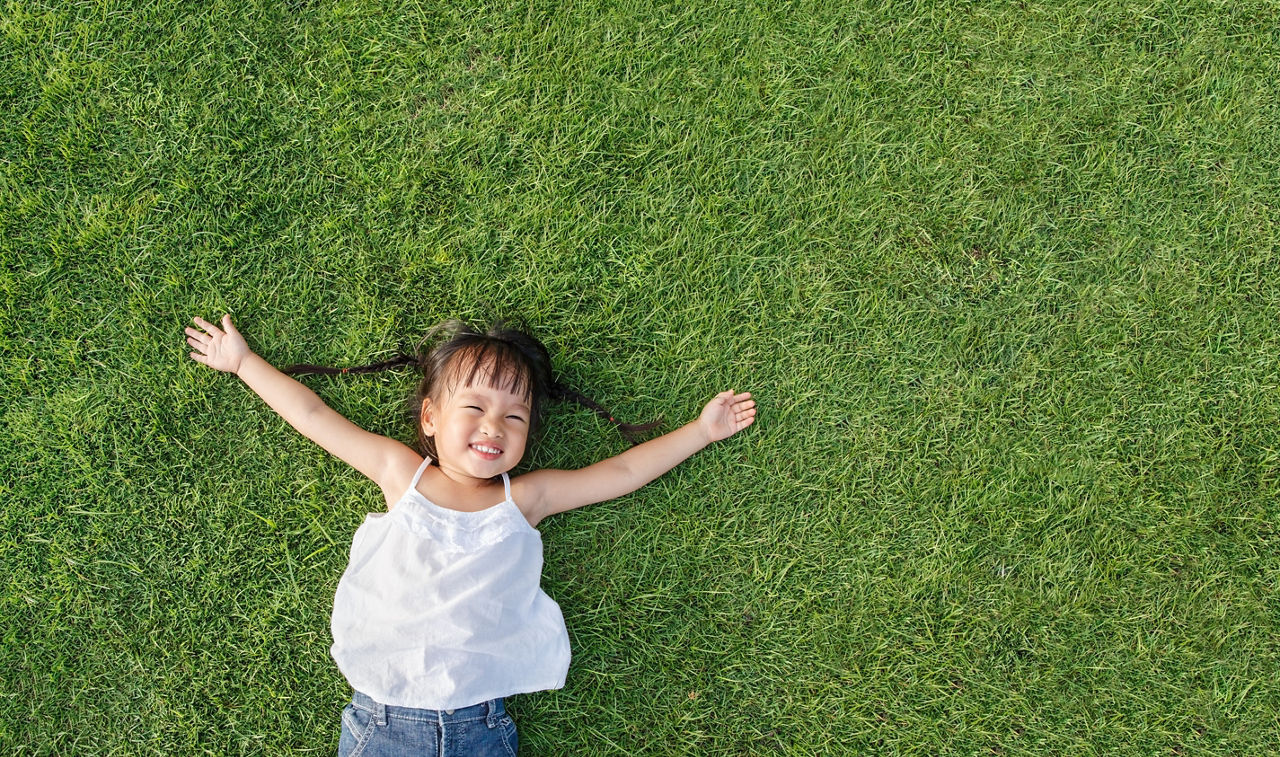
517, 391, 756, 527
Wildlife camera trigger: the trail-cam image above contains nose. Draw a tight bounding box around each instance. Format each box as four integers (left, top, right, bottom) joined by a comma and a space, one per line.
480, 415, 504, 438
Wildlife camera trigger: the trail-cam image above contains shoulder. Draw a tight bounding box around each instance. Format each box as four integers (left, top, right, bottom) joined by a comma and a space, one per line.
379, 449, 431, 509
509, 470, 553, 528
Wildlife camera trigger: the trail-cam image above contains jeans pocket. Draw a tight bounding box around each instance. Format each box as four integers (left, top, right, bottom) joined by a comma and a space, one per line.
499, 714, 519, 757
339, 702, 377, 757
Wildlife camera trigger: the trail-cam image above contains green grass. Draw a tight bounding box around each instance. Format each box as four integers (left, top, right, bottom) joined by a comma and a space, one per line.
3, 0, 1279, 753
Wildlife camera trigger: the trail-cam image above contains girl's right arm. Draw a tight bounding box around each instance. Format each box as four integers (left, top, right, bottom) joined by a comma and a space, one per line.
186, 315, 419, 504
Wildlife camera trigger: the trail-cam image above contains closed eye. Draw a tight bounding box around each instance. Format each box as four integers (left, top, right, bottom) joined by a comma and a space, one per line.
507, 415, 527, 423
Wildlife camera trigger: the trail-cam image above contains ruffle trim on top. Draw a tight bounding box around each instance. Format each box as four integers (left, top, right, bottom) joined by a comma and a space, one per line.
392, 494, 536, 554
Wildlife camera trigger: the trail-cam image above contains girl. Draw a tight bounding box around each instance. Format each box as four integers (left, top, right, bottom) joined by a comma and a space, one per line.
184, 314, 756, 756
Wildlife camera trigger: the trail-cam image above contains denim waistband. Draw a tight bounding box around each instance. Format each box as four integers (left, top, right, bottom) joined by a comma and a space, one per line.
350, 690, 507, 729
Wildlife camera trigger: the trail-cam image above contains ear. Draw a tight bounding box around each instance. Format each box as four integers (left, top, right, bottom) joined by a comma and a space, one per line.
420, 397, 437, 437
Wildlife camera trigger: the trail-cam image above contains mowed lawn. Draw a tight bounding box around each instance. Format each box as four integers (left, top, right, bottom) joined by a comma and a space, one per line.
3, 0, 1278, 753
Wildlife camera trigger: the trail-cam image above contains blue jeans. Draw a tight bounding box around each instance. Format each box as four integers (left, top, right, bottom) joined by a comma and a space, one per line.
339, 691, 518, 757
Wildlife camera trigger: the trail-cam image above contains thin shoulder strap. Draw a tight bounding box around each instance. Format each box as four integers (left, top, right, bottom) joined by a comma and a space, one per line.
408, 457, 432, 492
501, 472, 512, 502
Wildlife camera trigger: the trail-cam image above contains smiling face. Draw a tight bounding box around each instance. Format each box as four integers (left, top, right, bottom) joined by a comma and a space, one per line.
420, 356, 533, 484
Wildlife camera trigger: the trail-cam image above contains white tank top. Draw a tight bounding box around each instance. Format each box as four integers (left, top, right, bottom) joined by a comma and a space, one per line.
329, 458, 570, 709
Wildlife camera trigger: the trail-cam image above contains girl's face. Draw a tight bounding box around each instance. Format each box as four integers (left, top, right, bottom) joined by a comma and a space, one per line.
421, 362, 532, 483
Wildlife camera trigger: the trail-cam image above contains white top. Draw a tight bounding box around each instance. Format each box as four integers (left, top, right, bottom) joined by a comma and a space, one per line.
329, 458, 571, 709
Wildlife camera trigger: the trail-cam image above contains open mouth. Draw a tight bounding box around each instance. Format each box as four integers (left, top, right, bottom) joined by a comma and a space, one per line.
469, 443, 503, 460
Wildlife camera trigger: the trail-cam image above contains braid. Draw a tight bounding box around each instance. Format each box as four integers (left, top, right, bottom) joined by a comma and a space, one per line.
281, 354, 420, 376
277, 325, 659, 449
549, 382, 661, 446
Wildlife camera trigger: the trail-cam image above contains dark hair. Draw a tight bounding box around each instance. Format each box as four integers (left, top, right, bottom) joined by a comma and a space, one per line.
282, 320, 660, 462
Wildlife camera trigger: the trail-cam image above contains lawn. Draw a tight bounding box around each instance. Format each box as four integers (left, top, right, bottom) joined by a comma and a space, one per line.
2, 0, 1278, 753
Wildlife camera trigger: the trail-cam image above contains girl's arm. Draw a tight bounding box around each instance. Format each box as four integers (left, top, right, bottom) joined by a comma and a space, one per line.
186, 315, 419, 502
516, 391, 756, 526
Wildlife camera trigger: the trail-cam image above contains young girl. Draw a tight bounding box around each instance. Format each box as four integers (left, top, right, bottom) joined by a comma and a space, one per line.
184, 314, 756, 756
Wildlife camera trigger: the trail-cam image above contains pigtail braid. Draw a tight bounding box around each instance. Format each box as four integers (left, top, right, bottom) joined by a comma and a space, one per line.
549, 382, 662, 446
281, 354, 420, 376
276, 325, 658, 450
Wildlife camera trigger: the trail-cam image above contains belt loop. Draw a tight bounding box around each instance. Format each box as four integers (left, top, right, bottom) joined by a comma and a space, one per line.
486, 699, 502, 728
373, 699, 387, 727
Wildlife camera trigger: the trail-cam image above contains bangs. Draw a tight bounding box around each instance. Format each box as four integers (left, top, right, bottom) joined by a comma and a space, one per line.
443, 342, 533, 400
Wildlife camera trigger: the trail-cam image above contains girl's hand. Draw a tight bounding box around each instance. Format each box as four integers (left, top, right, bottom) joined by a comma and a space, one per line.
186, 314, 252, 374
697, 390, 757, 443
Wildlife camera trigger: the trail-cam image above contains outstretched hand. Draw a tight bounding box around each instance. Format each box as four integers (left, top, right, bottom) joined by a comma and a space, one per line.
185, 314, 251, 374
697, 391, 757, 443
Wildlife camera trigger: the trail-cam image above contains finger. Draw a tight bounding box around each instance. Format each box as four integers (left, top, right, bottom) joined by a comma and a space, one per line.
734, 391, 752, 400
189, 352, 206, 364
193, 316, 223, 338
186, 336, 206, 350
185, 327, 210, 341
221, 314, 238, 334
